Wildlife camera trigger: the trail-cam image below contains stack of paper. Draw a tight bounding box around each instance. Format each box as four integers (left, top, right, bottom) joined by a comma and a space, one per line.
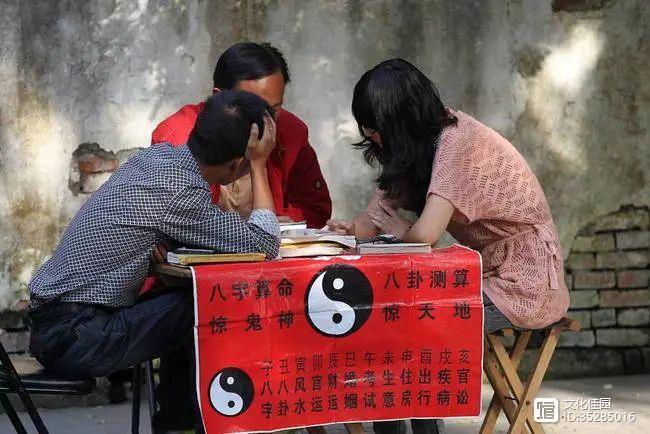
167, 248, 266, 265
279, 220, 308, 234
280, 229, 356, 258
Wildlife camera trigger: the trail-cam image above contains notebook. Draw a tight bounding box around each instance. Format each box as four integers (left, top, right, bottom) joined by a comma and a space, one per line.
358, 242, 432, 255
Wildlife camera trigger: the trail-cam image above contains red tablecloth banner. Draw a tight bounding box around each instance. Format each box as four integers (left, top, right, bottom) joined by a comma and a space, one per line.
192, 245, 483, 433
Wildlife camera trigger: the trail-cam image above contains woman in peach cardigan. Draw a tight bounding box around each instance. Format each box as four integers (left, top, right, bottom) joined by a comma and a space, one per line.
328, 59, 569, 434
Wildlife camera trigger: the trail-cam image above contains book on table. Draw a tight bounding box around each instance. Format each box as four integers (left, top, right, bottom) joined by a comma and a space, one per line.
279, 229, 357, 258
358, 242, 432, 255
279, 242, 346, 258
166, 248, 266, 265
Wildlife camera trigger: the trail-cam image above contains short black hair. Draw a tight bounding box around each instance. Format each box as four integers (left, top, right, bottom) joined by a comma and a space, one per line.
213, 42, 290, 89
187, 90, 271, 165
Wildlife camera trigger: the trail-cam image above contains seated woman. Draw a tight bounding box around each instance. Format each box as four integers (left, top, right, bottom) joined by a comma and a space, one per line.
328, 59, 570, 434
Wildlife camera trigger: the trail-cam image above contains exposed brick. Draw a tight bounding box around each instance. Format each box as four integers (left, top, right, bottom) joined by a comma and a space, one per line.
617, 270, 650, 288
596, 251, 648, 269
78, 155, 118, 174
572, 234, 615, 252
600, 290, 649, 308
574, 271, 615, 289
558, 330, 595, 347
567, 310, 591, 329
624, 349, 645, 375
74, 143, 118, 174
565, 253, 596, 270
642, 348, 650, 373
616, 231, 650, 250
617, 308, 650, 326
591, 309, 616, 328
570, 290, 598, 309
596, 328, 649, 347
0, 330, 30, 353
552, 0, 606, 13
593, 207, 649, 232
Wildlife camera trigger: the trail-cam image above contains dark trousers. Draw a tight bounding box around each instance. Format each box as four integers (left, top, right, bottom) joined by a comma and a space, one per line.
28, 290, 198, 430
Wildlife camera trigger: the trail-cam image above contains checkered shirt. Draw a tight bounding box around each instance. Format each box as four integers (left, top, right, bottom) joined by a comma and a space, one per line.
29, 144, 280, 308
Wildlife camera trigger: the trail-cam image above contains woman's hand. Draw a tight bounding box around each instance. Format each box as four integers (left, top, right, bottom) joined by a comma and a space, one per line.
368, 202, 412, 240
326, 219, 356, 235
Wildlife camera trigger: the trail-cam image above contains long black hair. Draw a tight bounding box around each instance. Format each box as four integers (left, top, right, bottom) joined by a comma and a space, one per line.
213, 42, 290, 89
352, 58, 457, 214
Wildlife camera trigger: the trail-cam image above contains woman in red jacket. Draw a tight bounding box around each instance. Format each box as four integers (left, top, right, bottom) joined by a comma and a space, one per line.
152, 42, 332, 228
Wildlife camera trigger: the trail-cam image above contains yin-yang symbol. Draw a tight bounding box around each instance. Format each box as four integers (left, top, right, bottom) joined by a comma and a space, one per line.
305, 264, 373, 337
209, 367, 254, 417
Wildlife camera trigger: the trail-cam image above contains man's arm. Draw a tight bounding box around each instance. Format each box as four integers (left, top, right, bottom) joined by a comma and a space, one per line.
159, 185, 280, 258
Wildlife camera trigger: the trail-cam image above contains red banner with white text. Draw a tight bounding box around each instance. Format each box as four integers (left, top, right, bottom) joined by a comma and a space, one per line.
192, 245, 483, 433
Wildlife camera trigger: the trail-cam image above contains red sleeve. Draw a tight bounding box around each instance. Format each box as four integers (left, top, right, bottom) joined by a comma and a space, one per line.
283, 142, 332, 228
151, 122, 179, 145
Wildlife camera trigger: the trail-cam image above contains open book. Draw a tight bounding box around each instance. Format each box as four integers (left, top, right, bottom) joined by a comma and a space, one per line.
167, 248, 266, 265
281, 229, 356, 249
279, 229, 356, 258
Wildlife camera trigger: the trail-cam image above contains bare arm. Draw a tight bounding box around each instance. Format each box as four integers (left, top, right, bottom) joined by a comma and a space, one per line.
368, 194, 454, 245
402, 194, 454, 244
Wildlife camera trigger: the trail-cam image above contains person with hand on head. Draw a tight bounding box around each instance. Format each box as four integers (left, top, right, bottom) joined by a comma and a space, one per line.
152, 41, 332, 228
28, 90, 279, 433
328, 59, 570, 434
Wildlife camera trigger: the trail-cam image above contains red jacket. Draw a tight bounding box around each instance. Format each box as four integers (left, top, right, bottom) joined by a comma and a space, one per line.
151, 102, 332, 228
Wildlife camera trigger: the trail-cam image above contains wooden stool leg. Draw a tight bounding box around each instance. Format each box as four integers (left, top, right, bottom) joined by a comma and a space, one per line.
482, 343, 520, 428
345, 422, 366, 433
487, 333, 545, 434
480, 331, 532, 433
507, 327, 560, 434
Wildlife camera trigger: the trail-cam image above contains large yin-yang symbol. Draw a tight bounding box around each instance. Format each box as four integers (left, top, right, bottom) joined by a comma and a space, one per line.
209, 367, 254, 417
305, 264, 373, 337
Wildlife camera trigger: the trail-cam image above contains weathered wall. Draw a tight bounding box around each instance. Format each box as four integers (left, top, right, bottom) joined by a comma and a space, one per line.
0, 0, 648, 313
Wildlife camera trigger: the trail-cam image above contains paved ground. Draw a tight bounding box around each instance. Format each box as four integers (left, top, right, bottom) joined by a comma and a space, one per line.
1, 375, 648, 433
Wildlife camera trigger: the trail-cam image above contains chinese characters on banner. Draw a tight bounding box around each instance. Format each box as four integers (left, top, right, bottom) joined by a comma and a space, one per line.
192, 245, 483, 433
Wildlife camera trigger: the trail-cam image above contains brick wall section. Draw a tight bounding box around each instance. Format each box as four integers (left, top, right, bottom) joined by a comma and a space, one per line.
562, 205, 649, 377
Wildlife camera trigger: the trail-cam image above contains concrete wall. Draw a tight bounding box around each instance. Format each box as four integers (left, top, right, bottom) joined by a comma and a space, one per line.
0, 0, 648, 311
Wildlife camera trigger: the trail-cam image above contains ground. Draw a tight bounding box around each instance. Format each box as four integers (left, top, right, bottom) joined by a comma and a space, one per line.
1, 375, 648, 433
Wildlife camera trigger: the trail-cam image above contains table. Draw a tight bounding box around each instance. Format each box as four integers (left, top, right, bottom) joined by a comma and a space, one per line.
154, 263, 363, 434
157, 246, 483, 433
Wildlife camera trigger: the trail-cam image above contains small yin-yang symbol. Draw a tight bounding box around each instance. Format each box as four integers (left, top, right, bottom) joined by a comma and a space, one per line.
305, 264, 373, 337
209, 367, 254, 417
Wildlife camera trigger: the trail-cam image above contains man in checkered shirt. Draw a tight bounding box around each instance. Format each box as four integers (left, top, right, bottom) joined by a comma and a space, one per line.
27, 90, 280, 432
